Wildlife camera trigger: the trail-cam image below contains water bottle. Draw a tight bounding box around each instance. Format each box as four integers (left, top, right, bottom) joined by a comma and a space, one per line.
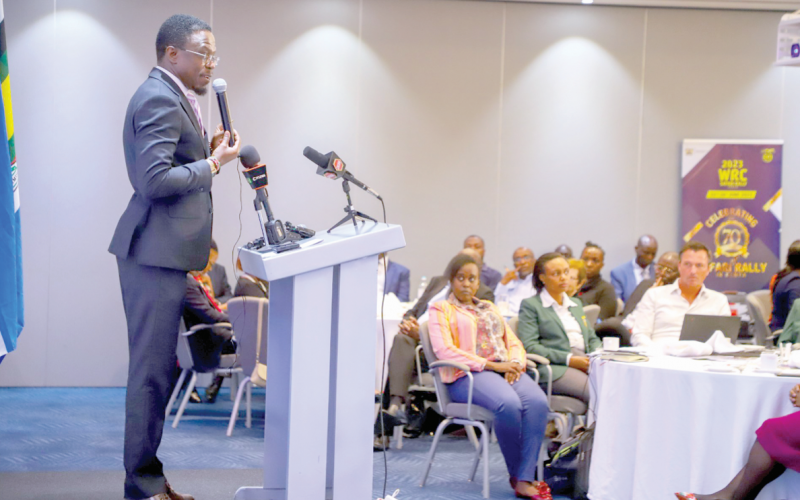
416, 276, 428, 300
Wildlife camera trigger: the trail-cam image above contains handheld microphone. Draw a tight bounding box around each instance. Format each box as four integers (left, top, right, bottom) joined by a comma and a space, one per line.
240, 145, 286, 245
212, 78, 235, 147
302, 147, 382, 200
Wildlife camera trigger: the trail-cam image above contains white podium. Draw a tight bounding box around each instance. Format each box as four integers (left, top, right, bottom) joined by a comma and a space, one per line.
235, 221, 406, 500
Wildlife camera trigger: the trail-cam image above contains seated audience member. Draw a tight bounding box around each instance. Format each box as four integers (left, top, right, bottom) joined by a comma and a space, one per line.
233, 258, 269, 299
207, 239, 233, 304
630, 241, 730, 347
609, 234, 658, 303
495, 247, 536, 316
770, 240, 800, 331
777, 299, 800, 344
464, 234, 502, 291
379, 253, 411, 302
555, 244, 573, 260
185, 257, 236, 404
595, 251, 680, 346
383, 249, 494, 421
428, 253, 551, 499
577, 242, 617, 321
566, 258, 587, 299
517, 253, 602, 404
675, 384, 800, 500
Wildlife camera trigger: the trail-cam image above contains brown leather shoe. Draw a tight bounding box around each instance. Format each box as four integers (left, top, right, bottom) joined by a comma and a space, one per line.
165, 482, 194, 500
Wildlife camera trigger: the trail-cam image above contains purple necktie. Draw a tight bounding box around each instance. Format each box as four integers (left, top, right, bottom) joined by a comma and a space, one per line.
185, 91, 205, 137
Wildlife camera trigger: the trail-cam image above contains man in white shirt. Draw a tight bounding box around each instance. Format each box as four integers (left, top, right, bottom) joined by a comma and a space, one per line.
631, 241, 731, 347
494, 247, 537, 317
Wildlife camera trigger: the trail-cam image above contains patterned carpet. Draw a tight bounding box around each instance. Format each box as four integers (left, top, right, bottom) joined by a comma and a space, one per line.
0, 388, 571, 499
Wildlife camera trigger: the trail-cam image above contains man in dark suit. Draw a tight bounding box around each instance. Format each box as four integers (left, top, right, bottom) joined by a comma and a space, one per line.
207, 239, 233, 304
609, 234, 658, 303
380, 253, 411, 302
108, 14, 240, 500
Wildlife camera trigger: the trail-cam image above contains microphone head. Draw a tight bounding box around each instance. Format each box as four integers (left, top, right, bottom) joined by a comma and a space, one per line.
239, 145, 260, 169
303, 146, 328, 168
212, 78, 227, 93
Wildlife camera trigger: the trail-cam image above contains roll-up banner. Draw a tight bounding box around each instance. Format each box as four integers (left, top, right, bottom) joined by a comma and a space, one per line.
681, 140, 783, 292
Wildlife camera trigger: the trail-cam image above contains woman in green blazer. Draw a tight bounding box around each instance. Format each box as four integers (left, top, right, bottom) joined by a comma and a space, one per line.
517, 253, 602, 403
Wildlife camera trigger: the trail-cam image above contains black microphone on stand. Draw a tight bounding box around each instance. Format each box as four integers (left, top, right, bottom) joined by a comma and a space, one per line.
212, 78, 235, 147
240, 145, 286, 245
302, 147, 382, 200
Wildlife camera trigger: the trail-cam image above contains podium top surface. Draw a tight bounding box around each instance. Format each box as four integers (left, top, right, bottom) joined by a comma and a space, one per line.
238, 221, 406, 281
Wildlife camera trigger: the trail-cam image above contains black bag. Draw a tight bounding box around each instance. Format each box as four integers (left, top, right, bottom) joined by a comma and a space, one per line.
573, 423, 595, 500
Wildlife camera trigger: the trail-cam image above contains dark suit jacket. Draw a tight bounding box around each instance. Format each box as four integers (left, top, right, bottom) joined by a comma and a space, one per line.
208, 263, 233, 303
234, 275, 269, 299
481, 264, 502, 293
384, 260, 410, 302
404, 275, 495, 320
771, 271, 800, 331
621, 279, 655, 318
183, 275, 229, 329
109, 68, 213, 271
517, 294, 602, 383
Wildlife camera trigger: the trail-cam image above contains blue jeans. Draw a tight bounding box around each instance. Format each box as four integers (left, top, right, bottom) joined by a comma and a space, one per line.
447, 370, 549, 482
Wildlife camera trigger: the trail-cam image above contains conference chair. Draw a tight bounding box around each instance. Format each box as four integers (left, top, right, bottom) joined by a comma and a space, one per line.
583, 304, 601, 326
166, 320, 243, 429
507, 316, 588, 479
392, 343, 436, 450
418, 321, 495, 499
746, 290, 781, 346
225, 297, 268, 436
616, 298, 624, 317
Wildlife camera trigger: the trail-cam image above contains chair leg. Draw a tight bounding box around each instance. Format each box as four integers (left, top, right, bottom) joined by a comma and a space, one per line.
490, 426, 498, 444
420, 418, 452, 487
393, 424, 404, 449
165, 369, 188, 420
479, 422, 490, 499
227, 378, 250, 437
245, 381, 252, 429
468, 425, 482, 482
172, 371, 197, 429
466, 426, 480, 450
537, 439, 548, 482
230, 371, 239, 401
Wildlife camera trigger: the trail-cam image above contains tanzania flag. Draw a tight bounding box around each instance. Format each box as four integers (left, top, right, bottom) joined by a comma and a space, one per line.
0, 0, 23, 364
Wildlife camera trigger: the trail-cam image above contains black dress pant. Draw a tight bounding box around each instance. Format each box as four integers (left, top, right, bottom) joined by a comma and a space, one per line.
117, 257, 187, 499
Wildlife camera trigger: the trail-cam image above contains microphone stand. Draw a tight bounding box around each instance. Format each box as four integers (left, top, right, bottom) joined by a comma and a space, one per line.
328, 178, 377, 233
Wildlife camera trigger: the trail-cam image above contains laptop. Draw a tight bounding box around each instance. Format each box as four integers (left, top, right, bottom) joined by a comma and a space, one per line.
679, 314, 741, 343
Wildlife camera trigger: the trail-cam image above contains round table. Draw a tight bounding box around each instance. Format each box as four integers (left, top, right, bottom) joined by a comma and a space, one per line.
588, 354, 800, 500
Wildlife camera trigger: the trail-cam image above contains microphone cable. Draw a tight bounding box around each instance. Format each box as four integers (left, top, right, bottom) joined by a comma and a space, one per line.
378, 201, 390, 499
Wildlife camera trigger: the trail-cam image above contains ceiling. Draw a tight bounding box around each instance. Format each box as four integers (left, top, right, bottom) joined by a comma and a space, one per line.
486, 0, 800, 11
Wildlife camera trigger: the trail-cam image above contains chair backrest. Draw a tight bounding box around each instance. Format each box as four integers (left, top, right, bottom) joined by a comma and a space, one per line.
617, 298, 624, 316
583, 304, 601, 326
227, 297, 269, 375
507, 316, 519, 334
176, 318, 194, 370
746, 290, 771, 345
418, 321, 452, 414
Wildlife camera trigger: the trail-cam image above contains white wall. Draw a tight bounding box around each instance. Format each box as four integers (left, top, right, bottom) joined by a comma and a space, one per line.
0, 0, 795, 386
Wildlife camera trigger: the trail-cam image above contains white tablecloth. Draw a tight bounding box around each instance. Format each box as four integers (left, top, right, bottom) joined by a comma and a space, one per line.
588, 355, 800, 500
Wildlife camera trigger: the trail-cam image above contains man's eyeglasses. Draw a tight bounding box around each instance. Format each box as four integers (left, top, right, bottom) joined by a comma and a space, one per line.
172, 46, 220, 66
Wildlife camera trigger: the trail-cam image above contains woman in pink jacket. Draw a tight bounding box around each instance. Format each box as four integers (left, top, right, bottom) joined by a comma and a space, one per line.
428, 253, 551, 499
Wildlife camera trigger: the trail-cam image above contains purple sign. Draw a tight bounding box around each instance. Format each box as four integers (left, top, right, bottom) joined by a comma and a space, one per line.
681, 141, 783, 292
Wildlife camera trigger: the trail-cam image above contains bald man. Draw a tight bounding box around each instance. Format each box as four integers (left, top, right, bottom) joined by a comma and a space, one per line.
494, 247, 536, 316
610, 235, 658, 303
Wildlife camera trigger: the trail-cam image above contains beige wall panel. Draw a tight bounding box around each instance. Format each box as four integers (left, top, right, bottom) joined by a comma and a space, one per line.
499, 3, 646, 271
359, 0, 505, 286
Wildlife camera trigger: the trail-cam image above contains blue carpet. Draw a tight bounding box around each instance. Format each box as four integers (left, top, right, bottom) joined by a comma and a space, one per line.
0, 388, 571, 499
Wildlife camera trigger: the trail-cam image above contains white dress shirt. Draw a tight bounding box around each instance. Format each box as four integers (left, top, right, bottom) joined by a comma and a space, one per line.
540, 289, 585, 364
494, 274, 537, 317
630, 281, 732, 347
632, 258, 650, 285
